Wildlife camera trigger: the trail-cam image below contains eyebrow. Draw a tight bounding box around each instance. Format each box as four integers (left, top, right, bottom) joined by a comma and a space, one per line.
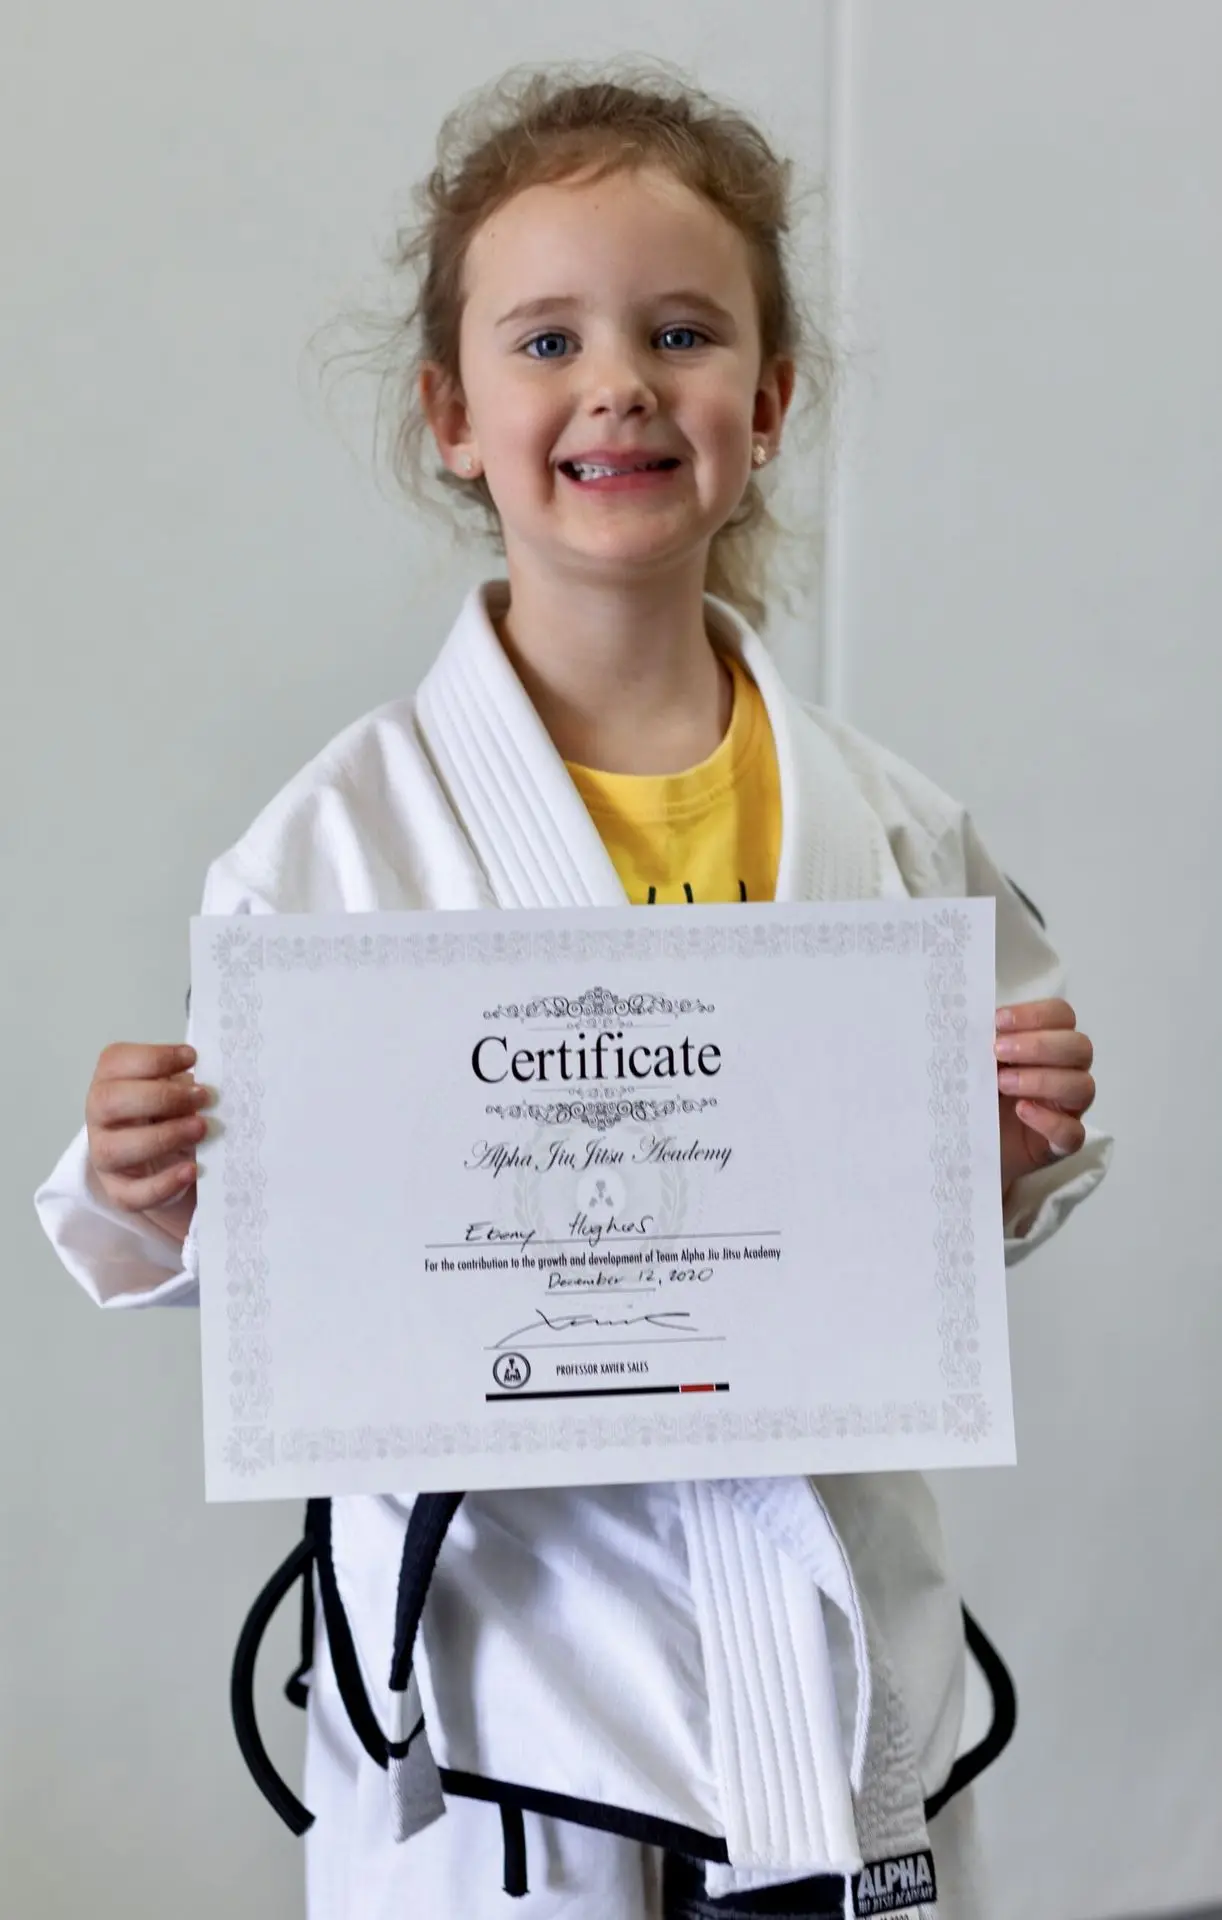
495, 290, 737, 330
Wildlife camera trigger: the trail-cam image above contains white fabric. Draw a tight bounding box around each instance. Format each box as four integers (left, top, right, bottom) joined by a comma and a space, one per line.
34, 580, 1112, 1918
678, 1479, 860, 1887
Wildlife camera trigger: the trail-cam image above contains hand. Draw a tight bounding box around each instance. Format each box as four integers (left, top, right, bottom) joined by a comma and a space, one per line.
85, 1043, 211, 1245
995, 1000, 1096, 1200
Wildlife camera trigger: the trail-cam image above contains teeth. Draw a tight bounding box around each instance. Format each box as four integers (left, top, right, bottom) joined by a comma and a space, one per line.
569, 460, 667, 480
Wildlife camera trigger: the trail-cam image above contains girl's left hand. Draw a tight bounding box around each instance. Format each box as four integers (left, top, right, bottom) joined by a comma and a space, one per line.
995, 999, 1096, 1198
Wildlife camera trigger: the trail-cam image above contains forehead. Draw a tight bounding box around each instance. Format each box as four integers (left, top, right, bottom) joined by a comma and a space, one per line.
462, 165, 756, 314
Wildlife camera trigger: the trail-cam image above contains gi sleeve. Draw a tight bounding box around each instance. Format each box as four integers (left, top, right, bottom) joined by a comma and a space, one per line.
32, 858, 271, 1310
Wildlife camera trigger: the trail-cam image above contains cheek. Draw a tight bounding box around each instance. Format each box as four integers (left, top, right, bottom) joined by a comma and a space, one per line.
482, 385, 566, 476
687, 377, 755, 453
460, 352, 535, 435
702, 405, 753, 479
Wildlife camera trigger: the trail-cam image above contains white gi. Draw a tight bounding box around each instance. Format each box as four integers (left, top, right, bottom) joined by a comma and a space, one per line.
35, 581, 1111, 1920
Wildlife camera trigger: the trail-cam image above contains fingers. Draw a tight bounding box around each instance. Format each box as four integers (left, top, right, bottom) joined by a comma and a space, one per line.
995, 999, 1098, 1179
996, 999, 1077, 1033
994, 1024, 1093, 1071
1013, 1100, 1088, 1161
996, 1066, 1096, 1114
90, 1112, 209, 1177
95, 1043, 196, 1081
100, 1159, 200, 1215
86, 1042, 212, 1217
88, 1069, 210, 1129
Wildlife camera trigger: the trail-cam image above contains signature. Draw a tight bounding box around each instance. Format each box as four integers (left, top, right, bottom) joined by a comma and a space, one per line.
493, 1307, 698, 1349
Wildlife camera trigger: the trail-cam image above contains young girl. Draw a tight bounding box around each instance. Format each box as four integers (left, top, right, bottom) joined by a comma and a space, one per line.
35, 63, 1108, 1920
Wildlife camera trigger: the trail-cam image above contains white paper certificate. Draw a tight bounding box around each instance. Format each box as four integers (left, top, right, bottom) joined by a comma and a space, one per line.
190, 900, 1014, 1500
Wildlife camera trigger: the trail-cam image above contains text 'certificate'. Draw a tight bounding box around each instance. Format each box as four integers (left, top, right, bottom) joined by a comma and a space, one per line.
190, 900, 1014, 1500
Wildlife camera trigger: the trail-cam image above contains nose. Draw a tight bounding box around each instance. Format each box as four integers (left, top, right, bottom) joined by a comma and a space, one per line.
580, 342, 659, 421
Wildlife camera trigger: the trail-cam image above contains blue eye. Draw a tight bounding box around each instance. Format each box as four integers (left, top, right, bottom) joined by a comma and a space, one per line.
524, 332, 570, 360
518, 326, 710, 360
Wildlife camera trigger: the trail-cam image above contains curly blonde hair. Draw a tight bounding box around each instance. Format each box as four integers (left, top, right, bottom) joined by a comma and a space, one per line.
327, 58, 836, 630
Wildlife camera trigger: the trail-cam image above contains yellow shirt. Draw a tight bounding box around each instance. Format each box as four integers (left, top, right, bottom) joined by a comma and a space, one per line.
566, 654, 781, 906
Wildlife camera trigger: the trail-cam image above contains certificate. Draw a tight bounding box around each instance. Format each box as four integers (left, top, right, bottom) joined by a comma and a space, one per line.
190, 900, 1014, 1500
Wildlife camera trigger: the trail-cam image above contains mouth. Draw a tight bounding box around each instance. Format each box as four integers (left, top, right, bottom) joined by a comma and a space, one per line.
558, 457, 683, 487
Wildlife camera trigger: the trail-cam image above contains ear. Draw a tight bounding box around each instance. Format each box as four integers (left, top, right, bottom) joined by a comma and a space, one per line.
419, 363, 480, 477
751, 356, 797, 452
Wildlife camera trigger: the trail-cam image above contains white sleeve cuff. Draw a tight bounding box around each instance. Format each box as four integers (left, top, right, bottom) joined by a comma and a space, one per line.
33, 1125, 200, 1309
1003, 1124, 1113, 1266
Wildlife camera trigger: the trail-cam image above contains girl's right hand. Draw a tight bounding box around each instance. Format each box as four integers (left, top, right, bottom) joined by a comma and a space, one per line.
85, 1043, 211, 1246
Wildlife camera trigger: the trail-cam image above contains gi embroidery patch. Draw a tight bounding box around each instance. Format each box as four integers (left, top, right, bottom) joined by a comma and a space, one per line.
852, 1850, 937, 1916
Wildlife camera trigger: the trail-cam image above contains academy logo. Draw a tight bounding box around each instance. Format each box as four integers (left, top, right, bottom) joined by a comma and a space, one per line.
492, 1353, 531, 1391
852, 1850, 937, 1916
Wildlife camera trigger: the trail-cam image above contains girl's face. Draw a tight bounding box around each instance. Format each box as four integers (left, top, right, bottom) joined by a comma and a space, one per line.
425, 165, 793, 587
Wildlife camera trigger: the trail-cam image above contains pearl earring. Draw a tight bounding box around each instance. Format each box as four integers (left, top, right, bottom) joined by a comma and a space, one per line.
752, 443, 768, 469
462, 455, 475, 476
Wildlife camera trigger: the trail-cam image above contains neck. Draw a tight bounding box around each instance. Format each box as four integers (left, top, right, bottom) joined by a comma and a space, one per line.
491, 556, 734, 775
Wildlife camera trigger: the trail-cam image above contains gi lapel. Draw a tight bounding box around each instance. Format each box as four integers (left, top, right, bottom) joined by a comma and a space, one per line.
414, 581, 893, 916
414, 582, 625, 910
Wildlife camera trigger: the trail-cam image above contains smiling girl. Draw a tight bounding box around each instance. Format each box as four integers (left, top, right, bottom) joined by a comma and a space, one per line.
36, 63, 1109, 1920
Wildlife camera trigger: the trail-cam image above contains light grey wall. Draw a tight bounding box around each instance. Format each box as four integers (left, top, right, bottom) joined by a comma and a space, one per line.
834, 6, 1222, 1917
1, 6, 829, 1916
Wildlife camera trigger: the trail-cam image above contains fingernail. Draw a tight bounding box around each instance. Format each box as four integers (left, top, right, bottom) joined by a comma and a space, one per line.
995, 1008, 1015, 1029
178, 1046, 197, 1062
994, 1036, 1021, 1058
997, 1070, 1021, 1092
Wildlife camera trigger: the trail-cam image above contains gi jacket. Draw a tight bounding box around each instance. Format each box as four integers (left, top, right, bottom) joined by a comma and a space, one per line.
35, 582, 1111, 1919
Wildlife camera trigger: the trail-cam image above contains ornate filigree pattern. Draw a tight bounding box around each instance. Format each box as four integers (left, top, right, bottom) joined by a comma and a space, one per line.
942, 1394, 992, 1441
484, 1094, 718, 1133
214, 928, 272, 1469
482, 986, 714, 1023
224, 1426, 275, 1476
278, 1398, 941, 1465
924, 910, 984, 1429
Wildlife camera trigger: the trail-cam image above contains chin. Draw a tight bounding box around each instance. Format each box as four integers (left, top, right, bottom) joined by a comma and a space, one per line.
562, 514, 719, 560
567, 538, 697, 575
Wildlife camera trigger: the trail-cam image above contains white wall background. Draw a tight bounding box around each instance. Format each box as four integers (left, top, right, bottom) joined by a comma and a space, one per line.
2, 4, 1217, 1917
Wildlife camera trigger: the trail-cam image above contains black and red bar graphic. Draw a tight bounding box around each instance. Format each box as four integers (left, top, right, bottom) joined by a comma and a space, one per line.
487, 1382, 730, 1403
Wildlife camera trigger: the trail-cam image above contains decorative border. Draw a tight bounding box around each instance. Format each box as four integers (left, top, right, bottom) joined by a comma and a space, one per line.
924, 908, 988, 1446
214, 927, 273, 1470
483, 986, 715, 1023
214, 911, 990, 1481
272, 1399, 942, 1473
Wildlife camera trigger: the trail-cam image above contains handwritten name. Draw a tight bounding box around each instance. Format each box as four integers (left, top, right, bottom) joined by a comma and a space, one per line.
569, 1209, 654, 1249
464, 1222, 537, 1246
